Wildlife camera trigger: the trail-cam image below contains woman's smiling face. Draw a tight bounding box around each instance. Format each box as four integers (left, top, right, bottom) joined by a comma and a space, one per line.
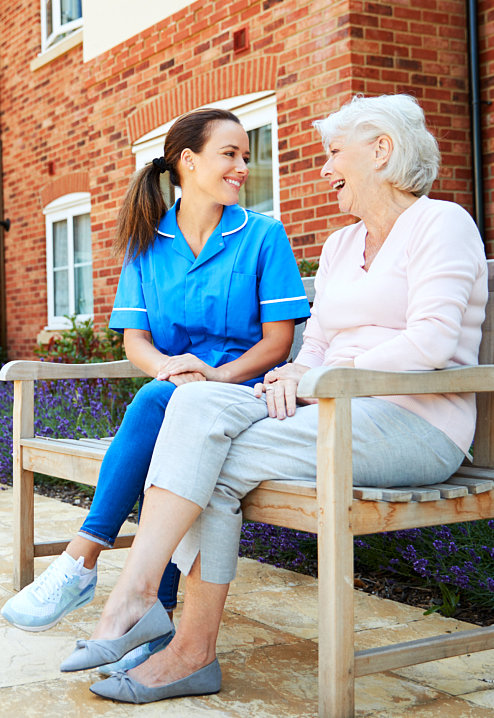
320, 134, 379, 217
183, 120, 250, 207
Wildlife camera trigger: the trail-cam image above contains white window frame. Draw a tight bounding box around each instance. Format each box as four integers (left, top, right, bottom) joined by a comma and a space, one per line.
41, 0, 83, 53
43, 192, 92, 329
132, 92, 280, 219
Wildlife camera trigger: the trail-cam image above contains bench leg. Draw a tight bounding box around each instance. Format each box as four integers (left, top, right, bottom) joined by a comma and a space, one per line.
317, 398, 355, 718
12, 381, 35, 590
13, 466, 34, 590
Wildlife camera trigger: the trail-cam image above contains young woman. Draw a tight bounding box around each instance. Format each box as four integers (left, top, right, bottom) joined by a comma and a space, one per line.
1, 108, 310, 673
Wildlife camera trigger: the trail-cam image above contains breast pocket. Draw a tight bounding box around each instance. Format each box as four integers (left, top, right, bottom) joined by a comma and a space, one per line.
226, 272, 261, 343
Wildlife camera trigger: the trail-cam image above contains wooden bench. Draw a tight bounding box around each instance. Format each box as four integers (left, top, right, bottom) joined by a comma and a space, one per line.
3, 268, 494, 716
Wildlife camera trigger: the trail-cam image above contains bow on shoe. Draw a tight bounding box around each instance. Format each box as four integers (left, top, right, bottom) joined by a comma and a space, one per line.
60, 637, 121, 671
95, 670, 142, 703
60, 601, 174, 672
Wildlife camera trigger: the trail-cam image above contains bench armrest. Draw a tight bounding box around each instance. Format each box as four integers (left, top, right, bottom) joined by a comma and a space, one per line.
297, 365, 494, 400
0, 359, 148, 381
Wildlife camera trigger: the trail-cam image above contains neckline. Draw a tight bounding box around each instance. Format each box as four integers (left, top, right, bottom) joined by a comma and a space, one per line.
358, 195, 427, 272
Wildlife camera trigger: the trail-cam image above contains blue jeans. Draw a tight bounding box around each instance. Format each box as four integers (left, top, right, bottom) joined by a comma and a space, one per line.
78, 379, 180, 609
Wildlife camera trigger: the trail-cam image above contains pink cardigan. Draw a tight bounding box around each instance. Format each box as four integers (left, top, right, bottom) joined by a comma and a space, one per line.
296, 196, 488, 454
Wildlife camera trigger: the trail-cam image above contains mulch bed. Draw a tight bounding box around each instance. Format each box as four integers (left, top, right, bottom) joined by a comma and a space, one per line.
354, 572, 494, 627
25, 478, 493, 627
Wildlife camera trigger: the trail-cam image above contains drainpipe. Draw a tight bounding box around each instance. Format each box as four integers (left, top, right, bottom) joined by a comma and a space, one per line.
466, 0, 485, 242
0, 138, 7, 357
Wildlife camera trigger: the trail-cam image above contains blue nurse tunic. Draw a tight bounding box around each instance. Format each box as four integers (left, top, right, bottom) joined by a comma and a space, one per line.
109, 200, 310, 385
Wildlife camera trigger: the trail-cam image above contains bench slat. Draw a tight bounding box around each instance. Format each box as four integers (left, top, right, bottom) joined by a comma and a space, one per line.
379, 488, 413, 502
353, 487, 382, 500
455, 465, 494, 479
414, 483, 468, 499
447, 476, 494, 494
410, 488, 442, 502
22, 437, 107, 460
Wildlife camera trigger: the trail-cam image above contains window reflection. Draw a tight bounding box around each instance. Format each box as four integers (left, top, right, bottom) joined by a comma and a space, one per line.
239, 125, 273, 215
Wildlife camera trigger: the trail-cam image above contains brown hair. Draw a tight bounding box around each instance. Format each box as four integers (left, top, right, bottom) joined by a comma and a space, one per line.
114, 108, 241, 259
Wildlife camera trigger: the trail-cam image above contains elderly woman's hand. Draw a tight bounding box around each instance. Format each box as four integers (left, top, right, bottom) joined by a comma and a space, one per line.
253, 363, 311, 420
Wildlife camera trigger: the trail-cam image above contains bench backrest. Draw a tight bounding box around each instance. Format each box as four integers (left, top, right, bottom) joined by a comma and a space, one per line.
290, 276, 315, 360
473, 260, 494, 466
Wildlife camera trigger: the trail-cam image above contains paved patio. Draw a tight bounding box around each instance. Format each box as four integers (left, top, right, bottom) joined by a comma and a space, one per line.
1, 487, 494, 717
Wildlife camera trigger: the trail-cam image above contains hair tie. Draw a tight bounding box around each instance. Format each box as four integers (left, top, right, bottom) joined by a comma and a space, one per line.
152, 157, 168, 173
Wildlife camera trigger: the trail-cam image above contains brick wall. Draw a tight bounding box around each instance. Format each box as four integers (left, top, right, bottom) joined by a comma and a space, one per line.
0, 2, 90, 357
349, 0, 474, 205
1, 0, 492, 358
480, 0, 494, 256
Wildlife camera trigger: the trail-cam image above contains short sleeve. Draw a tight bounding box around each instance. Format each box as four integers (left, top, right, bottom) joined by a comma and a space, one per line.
257, 222, 310, 324
109, 254, 151, 334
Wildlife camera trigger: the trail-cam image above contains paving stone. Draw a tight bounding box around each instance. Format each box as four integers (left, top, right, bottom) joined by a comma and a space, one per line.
457, 688, 494, 710
225, 583, 318, 640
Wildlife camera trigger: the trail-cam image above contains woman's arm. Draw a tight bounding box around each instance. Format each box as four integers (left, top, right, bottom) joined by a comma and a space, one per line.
156, 319, 295, 384
354, 206, 486, 371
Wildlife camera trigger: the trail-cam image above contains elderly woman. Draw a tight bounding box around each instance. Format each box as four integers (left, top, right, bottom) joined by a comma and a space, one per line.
60, 94, 487, 704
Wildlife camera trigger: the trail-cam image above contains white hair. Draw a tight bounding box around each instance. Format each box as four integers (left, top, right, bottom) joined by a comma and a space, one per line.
313, 94, 440, 197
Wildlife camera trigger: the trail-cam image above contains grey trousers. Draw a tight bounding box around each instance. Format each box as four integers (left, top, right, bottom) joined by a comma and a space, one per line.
145, 382, 464, 584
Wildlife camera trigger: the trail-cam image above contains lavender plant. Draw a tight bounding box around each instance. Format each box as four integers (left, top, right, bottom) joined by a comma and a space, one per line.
0, 376, 132, 485
240, 522, 318, 576
354, 524, 494, 614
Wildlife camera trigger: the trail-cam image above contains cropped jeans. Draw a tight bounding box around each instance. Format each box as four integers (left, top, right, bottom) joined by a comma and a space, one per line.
77, 379, 180, 609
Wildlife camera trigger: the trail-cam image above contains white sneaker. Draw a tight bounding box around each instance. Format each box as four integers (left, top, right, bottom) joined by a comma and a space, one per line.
1, 552, 97, 631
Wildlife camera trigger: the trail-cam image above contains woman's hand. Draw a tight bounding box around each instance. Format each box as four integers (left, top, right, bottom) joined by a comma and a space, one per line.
168, 371, 206, 386
156, 354, 220, 382
253, 363, 311, 420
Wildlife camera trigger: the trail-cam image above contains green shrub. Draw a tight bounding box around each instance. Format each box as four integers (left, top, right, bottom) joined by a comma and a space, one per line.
298, 259, 319, 277
34, 315, 125, 364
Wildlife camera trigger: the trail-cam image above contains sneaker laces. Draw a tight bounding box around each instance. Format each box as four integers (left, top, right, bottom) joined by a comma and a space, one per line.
31, 557, 84, 603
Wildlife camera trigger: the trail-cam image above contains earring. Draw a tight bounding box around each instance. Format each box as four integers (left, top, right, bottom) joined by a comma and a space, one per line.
189, 164, 195, 171
375, 163, 379, 169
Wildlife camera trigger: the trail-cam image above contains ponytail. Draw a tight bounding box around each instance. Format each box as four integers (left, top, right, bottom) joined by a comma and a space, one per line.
114, 162, 166, 259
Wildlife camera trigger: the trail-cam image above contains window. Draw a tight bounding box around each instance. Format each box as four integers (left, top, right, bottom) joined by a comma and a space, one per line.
44, 193, 93, 328
132, 92, 280, 219
41, 0, 83, 53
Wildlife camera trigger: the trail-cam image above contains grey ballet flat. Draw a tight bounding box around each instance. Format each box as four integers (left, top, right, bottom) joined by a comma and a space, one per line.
89, 658, 222, 703
60, 600, 173, 672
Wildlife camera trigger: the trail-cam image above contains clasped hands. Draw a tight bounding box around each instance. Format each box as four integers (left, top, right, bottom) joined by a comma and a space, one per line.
156, 353, 218, 386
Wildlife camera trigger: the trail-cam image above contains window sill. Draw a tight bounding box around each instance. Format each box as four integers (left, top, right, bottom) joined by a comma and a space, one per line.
30, 28, 83, 71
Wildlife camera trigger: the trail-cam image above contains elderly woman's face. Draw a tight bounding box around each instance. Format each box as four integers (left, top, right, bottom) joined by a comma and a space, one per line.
320, 135, 378, 217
